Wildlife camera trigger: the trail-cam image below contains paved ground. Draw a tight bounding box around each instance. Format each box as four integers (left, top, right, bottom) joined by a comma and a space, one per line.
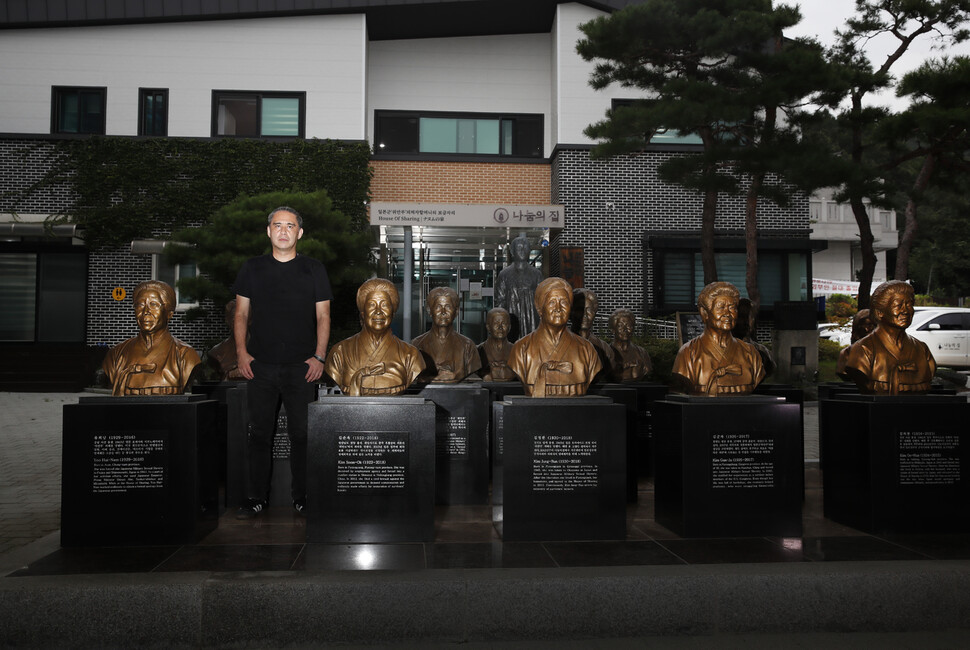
0, 392, 86, 557
0, 390, 822, 561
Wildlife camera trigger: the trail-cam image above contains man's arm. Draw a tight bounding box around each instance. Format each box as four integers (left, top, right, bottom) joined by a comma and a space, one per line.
305, 299, 331, 382
234, 295, 255, 380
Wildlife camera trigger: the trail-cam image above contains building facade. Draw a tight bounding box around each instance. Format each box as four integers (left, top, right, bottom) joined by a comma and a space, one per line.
0, 0, 814, 376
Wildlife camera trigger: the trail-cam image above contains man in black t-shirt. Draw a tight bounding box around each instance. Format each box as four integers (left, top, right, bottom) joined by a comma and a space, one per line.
233, 206, 333, 518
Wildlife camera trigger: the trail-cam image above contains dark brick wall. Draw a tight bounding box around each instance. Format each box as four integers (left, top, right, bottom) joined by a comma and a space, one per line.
552, 147, 810, 335
0, 137, 224, 350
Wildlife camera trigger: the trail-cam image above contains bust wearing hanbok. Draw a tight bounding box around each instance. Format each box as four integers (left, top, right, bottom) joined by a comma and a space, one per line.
671, 282, 765, 396
478, 307, 516, 381
103, 280, 201, 396
607, 308, 653, 382
411, 286, 482, 383
324, 278, 425, 396
570, 287, 615, 378
507, 277, 602, 397
842, 281, 936, 395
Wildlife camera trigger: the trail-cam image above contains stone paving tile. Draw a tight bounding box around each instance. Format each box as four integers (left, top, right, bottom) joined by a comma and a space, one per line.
0, 392, 84, 558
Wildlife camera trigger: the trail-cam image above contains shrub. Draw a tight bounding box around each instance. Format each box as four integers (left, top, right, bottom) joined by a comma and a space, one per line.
637, 336, 680, 385
825, 293, 857, 323
818, 337, 842, 362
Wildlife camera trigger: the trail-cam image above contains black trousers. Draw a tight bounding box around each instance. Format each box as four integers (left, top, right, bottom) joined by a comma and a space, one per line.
246, 360, 314, 502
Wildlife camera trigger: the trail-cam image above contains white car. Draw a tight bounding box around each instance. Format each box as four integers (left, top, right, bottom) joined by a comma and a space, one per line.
907, 307, 970, 369
818, 322, 851, 347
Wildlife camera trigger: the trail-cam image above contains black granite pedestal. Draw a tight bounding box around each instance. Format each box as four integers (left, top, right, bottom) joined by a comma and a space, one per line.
492, 395, 626, 542
821, 394, 970, 533
419, 384, 490, 505
590, 385, 637, 501
307, 396, 436, 543
61, 395, 218, 546
653, 395, 803, 538
192, 380, 245, 508
225, 384, 294, 508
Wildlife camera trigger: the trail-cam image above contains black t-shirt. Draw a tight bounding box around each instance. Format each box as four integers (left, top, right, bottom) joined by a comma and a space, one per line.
233, 254, 333, 364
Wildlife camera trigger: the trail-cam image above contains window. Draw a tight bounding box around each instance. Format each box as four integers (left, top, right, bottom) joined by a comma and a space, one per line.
212, 91, 305, 137
0, 251, 87, 342
139, 88, 168, 136
611, 99, 703, 146
51, 86, 106, 134
919, 313, 969, 331
153, 256, 198, 311
375, 111, 543, 158
648, 237, 812, 314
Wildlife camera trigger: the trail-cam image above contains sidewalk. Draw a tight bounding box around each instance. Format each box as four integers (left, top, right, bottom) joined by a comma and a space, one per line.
0, 392, 86, 557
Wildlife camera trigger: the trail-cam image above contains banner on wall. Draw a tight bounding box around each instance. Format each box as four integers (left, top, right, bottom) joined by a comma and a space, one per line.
370, 203, 565, 228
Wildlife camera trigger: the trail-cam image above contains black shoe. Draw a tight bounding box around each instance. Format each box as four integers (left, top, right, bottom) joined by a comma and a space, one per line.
293, 499, 306, 517
235, 498, 266, 520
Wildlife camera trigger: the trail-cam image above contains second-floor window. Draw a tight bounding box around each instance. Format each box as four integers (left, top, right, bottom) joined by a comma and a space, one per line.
139, 88, 168, 136
375, 111, 543, 158
212, 91, 305, 138
51, 86, 106, 135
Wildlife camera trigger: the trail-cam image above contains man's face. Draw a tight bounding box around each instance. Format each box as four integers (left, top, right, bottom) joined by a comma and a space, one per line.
541, 288, 571, 329
876, 291, 915, 330
701, 294, 737, 333
363, 290, 393, 334
430, 294, 456, 327
511, 240, 529, 262
487, 312, 510, 340
134, 289, 170, 334
267, 211, 303, 252
613, 315, 634, 342
581, 296, 598, 330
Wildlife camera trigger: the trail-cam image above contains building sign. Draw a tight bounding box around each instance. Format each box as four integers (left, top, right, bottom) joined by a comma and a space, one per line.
370, 203, 565, 228
813, 278, 886, 297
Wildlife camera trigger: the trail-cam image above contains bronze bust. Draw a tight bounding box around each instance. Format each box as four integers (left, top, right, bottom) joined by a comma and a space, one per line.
494, 234, 543, 337
478, 307, 516, 381
103, 280, 202, 396
671, 282, 765, 396
411, 286, 482, 383
570, 287, 615, 378
607, 308, 653, 382
324, 278, 425, 396
842, 281, 936, 394
732, 297, 776, 378
836, 309, 874, 381
205, 299, 246, 381
507, 277, 602, 397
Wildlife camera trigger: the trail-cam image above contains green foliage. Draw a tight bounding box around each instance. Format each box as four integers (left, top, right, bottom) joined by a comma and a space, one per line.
168, 190, 374, 337
825, 293, 858, 322
29, 137, 372, 249
636, 336, 680, 385
818, 337, 842, 362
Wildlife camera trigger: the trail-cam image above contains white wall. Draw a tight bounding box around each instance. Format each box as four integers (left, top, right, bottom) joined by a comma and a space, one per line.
367, 33, 552, 153
554, 3, 648, 146
0, 15, 367, 139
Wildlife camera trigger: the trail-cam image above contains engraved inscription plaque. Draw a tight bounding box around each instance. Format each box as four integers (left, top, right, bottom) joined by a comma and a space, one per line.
91, 431, 168, 493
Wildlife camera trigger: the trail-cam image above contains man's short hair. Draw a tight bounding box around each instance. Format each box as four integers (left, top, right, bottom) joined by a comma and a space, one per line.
133, 280, 176, 313
698, 281, 740, 313
427, 286, 459, 309
609, 308, 635, 330
267, 206, 303, 228
356, 278, 399, 314
870, 280, 914, 313
534, 277, 573, 311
